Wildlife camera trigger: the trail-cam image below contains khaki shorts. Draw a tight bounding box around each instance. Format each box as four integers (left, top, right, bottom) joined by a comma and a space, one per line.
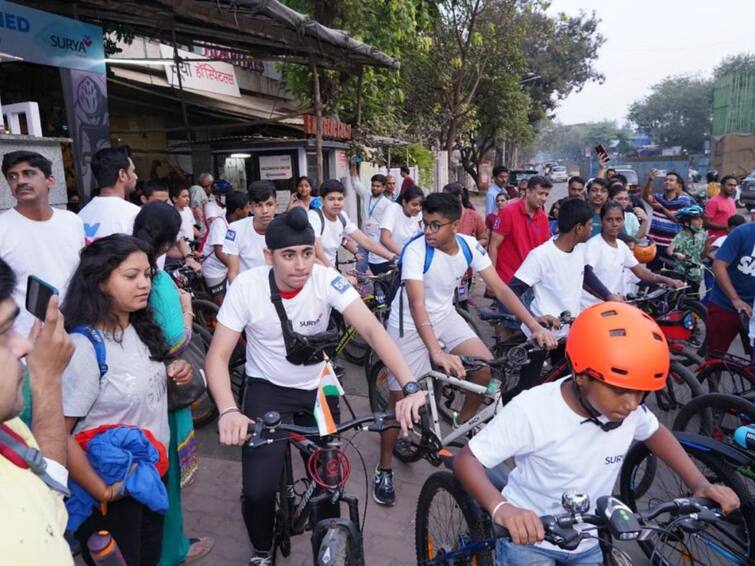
387, 309, 478, 391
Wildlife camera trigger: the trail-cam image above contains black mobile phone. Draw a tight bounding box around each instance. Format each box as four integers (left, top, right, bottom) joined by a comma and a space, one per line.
594, 144, 610, 162
25, 275, 58, 321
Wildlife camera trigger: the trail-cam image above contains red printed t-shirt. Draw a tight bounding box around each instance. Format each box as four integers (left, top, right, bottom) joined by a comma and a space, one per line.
492, 198, 549, 283
704, 194, 736, 240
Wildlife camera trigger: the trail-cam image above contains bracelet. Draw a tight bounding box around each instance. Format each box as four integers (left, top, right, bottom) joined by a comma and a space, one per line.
418, 322, 433, 328
491, 500, 511, 520
219, 406, 241, 419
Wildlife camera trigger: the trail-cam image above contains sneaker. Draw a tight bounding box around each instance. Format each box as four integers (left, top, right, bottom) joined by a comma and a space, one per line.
249, 548, 273, 566
373, 467, 396, 506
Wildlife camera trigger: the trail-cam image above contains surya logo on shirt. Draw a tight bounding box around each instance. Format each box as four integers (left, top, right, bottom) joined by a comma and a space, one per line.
605, 454, 624, 465
299, 313, 323, 328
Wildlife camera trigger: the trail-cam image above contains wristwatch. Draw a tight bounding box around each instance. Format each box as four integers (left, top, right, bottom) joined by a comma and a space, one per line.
403, 381, 420, 395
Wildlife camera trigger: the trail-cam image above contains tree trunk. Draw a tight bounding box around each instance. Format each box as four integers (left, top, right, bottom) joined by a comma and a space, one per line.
311, 62, 324, 187
355, 66, 364, 132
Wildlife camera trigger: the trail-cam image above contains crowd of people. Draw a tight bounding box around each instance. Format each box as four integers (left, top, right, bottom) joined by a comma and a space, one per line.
0, 146, 751, 566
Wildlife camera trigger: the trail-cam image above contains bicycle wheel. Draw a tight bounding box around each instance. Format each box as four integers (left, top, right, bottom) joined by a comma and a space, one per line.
340, 331, 371, 365
652, 361, 703, 429
317, 526, 355, 566
415, 471, 493, 566
669, 343, 704, 369
367, 360, 390, 413
673, 393, 755, 442
619, 439, 755, 564
192, 298, 220, 332
697, 360, 755, 396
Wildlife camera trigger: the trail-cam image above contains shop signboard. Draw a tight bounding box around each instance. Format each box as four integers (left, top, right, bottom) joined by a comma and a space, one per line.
0, 1, 105, 73
259, 154, 293, 180
159, 44, 240, 98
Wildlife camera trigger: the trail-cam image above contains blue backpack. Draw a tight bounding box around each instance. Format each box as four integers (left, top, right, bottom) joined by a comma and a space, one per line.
386, 233, 473, 337
71, 325, 108, 378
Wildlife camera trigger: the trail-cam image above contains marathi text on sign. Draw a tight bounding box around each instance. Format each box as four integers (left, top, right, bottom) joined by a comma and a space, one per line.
303, 115, 352, 140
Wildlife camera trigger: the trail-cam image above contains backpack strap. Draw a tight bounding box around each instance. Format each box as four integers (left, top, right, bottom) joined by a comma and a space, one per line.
456, 235, 473, 266
314, 208, 348, 236
338, 212, 347, 229
0, 425, 70, 496
398, 232, 428, 338
71, 325, 108, 378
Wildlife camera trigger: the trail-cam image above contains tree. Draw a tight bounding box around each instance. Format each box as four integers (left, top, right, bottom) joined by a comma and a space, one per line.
627, 75, 713, 152
534, 120, 632, 163
714, 53, 755, 79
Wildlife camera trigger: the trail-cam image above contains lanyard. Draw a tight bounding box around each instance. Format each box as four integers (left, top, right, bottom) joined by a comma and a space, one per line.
367, 196, 382, 218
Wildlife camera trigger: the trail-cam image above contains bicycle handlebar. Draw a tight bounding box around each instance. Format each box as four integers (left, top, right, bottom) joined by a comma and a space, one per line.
489, 496, 721, 549
460, 342, 540, 372
246, 410, 399, 448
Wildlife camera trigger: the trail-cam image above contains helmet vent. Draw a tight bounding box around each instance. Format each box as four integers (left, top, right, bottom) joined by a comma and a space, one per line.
654, 373, 664, 378
652, 332, 663, 341
601, 309, 618, 318
608, 329, 626, 336
611, 367, 628, 375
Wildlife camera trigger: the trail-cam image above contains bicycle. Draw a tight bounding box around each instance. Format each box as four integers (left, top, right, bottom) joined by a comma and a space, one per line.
246, 410, 398, 566
694, 312, 755, 396
415, 464, 749, 566
618, 430, 755, 564
168, 264, 219, 332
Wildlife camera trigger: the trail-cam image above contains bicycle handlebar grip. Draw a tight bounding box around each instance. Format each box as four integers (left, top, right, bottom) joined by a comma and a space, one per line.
491, 524, 511, 539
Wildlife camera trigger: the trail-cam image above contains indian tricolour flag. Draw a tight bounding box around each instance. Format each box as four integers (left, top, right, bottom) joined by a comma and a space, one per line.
314, 360, 344, 437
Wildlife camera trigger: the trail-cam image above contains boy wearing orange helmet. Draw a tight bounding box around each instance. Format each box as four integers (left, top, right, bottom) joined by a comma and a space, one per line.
456, 302, 739, 565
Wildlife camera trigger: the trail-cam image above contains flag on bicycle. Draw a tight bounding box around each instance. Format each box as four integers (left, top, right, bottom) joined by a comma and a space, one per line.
314, 361, 343, 436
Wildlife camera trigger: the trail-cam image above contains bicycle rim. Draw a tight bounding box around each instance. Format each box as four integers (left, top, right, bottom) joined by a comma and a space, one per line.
698, 362, 755, 396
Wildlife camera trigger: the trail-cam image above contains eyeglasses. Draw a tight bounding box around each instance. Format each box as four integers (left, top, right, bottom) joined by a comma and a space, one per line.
423, 220, 454, 234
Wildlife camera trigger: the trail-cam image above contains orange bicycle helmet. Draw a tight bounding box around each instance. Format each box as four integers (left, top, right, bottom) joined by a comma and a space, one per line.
566, 302, 669, 392
633, 238, 657, 264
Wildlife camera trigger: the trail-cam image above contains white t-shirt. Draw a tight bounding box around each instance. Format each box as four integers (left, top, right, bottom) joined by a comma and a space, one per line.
514, 239, 587, 338
177, 206, 195, 242
222, 217, 267, 273
78, 196, 140, 245
469, 377, 659, 553
370, 202, 423, 265
712, 235, 727, 249
388, 234, 490, 330
202, 216, 229, 281
217, 264, 360, 389
308, 209, 358, 265
204, 199, 224, 225
0, 208, 85, 336
581, 235, 638, 309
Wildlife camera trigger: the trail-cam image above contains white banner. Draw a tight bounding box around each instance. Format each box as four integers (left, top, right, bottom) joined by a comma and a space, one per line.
159, 44, 240, 98
259, 155, 293, 180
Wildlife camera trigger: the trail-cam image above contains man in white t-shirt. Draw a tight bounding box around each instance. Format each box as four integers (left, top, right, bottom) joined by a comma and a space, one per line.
202, 191, 251, 301
509, 199, 621, 398
205, 207, 424, 565
224, 181, 276, 283
78, 146, 140, 245
189, 172, 213, 233
0, 151, 85, 336
582, 202, 683, 310
344, 164, 393, 273
308, 179, 395, 268
455, 302, 738, 564
377, 193, 557, 506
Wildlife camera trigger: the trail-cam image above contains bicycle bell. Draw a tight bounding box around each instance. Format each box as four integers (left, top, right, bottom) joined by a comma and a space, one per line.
561, 490, 590, 514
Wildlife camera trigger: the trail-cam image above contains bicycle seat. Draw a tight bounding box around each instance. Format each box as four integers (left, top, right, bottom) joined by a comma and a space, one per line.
479, 308, 517, 322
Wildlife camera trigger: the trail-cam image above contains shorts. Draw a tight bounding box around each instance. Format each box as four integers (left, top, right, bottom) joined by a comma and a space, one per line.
386, 309, 478, 391
496, 539, 602, 566
706, 302, 741, 357
204, 275, 227, 296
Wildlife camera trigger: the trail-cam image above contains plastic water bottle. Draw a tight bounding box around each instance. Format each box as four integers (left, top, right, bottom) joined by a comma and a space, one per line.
88, 531, 128, 566
376, 288, 385, 306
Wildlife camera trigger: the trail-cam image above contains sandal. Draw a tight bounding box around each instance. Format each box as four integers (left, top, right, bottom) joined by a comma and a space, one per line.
182, 536, 214, 564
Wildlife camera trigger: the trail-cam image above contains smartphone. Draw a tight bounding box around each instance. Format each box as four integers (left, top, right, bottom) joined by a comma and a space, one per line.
25, 275, 58, 321
595, 144, 610, 162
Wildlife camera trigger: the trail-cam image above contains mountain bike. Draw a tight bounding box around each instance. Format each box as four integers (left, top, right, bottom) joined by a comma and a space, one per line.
415, 463, 747, 566
247, 410, 398, 566
618, 430, 755, 564
694, 312, 755, 396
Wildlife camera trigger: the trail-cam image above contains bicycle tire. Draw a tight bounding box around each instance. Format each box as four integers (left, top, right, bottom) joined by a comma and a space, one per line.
672, 392, 755, 441
340, 331, 371, 365
619, 438, 755, 564
653, 361, 703, 428
669, 343, 704, 369
317, 526, 355, 566
681, 299, 708, 356
415, 471, 493, 566
367, 360, 390, 414
697, 360, 755, 396
273, 464, 291, 560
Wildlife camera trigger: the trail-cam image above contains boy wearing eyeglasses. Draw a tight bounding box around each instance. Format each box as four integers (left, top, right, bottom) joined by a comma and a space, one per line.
374, 193, 558, 506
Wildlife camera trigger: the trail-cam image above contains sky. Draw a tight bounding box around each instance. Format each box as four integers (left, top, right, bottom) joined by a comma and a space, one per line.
547, 0, 755, 126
